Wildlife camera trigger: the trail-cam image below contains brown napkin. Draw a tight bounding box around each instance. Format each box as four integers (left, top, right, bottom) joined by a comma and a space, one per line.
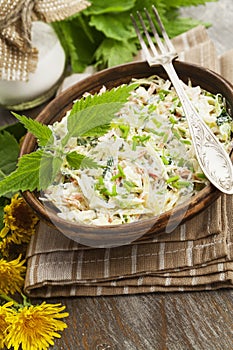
24, 26, 233, 298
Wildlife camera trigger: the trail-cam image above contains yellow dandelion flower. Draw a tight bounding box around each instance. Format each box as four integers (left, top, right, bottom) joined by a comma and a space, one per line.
0, 234, 28, 259
0, 255, 26, 294
5, 302, 69, 350
0, 238, 12, 258
0, 301, 14, 349
0, 194, 39, 245
0, 237, 15, 258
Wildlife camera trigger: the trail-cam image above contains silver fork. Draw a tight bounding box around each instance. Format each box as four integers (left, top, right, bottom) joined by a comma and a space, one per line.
131, 6, 233, 194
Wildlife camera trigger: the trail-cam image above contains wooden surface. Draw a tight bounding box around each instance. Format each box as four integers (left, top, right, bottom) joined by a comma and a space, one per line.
1, 1, 233, 349
35, 291, 233, 350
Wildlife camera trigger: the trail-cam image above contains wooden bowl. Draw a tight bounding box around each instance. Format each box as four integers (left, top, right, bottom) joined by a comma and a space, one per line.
20, 61, 233, 247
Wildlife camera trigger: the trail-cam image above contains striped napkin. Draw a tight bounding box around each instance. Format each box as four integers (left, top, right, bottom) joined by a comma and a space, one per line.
24, 26, 233, 298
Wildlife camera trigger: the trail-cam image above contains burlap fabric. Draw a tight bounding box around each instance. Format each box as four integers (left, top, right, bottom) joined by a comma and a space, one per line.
0, 0, 90, 81
24, 26, 233, 298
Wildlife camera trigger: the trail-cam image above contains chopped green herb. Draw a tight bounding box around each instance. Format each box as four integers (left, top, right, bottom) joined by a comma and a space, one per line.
172, 129, 181, 140
132, 135, 150, 150
166, 175, 180, 183
173, 180, 191, 189
169, 115, 178, 125
216, 109, 232, 126
118, 124, 130, 139
124, 180, 136, 192
152, 118, 162, 128
161, 155, 171, 165
180, 139, 192, 145
148, 104, 157, 113
111, 164, 126, 181
159, 89, 169, 101
196, 173, 206, 179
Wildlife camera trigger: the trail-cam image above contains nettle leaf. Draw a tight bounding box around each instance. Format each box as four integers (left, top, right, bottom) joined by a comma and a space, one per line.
70, 82, 137, 114
0, 150, 62, 197
134, 0, 166, 13
0, 131, 19, 180
70, 103, 120, 135
39, 153, 63, 190
53, 17, 102, 73
165, 17, 207, 37
84, 0, 135, 15
89, 13, 136, 41
0, 122, 26, 142
62, 83, 137, 145
51, 156, 64, 182
12, 113, 54, 147
82, 123, 111, 137
94, 38, 138, 67
0, 150, 43, 196
66, 151, 99, 170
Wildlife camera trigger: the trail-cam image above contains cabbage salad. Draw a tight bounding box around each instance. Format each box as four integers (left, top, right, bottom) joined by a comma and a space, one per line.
41, 76, 233, 225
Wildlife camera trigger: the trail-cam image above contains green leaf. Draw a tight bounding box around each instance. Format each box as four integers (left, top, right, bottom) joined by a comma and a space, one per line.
133, 0, 167, 17
0, 150, 43, 196
89, 13, 136, 41
12, 113, 54, 147
53, 15, 103, 72
94, 38, 138, 67
66, 103, 122, 141
62, 83, 137, 145
52, 21, 70, 58
66, 152, 99, 169
0, 122, 26, 142
82, 124, 111, 137
165, 16, 206, 37
0, 150, 62, 197
38, 153, 63, 190
84, 0, 136, 15
0, 131, 19, 180
71, 82, 138, 114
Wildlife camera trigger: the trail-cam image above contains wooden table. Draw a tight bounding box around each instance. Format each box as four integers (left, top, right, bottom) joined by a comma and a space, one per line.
44, 291, 233, 349
1, 1, 233, 348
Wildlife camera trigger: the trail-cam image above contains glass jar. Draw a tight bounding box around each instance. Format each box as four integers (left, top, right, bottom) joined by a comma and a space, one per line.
0, 21, 66, 110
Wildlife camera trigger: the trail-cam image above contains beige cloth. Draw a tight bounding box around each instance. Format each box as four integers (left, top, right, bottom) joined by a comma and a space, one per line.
24, 26, 233, 298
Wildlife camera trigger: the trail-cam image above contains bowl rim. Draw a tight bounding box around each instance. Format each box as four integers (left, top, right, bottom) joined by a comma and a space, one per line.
20, 60, 233, 240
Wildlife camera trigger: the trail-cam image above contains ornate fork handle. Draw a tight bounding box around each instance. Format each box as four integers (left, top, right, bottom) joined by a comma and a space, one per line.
162, 61, 233, 194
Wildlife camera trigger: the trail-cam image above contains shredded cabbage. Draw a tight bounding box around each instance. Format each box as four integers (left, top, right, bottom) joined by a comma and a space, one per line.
41, 76, 233, 225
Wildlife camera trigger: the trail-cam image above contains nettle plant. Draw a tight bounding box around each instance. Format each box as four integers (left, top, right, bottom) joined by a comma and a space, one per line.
52, 0, 213, 71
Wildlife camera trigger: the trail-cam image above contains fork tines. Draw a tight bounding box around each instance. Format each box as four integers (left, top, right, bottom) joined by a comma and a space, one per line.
130, 5, 177, 61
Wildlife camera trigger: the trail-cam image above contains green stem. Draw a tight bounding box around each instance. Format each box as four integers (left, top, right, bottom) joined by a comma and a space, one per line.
0, 290, 31, 308
21, 293, 31, 307
0, 291, 19, 306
